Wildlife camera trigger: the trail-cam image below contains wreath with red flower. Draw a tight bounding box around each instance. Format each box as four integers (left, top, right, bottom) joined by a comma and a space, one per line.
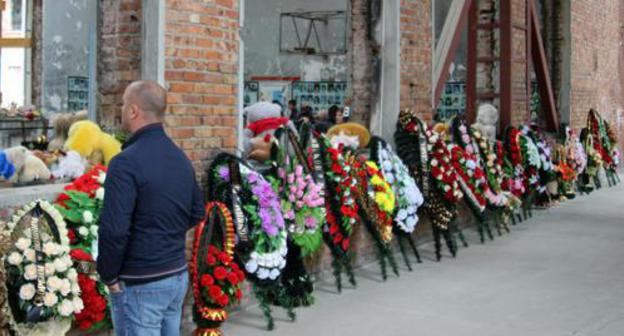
394, 111, 458, 261
191, 202, 243, 336
70, 248, 110, 332
504, 127, 528, 198
471, 127, 509, 207
54, 166, 111, 332
427, 130, 463, 204
320, 137, 359, 292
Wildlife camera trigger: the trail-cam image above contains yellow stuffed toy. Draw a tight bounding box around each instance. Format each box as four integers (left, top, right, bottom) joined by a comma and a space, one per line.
64, 121, 121, 166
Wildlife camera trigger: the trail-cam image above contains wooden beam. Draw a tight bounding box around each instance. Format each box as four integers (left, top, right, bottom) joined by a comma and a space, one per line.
465, 1, 478, 124
529, 0, 559, 132
433, 0, 473, 109
499, 0, 513, 134
0, 38, 32, 48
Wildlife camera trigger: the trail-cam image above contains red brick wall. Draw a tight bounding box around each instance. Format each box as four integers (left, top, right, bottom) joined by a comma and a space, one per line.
570, 0, 624, 151
98, 0, 142, 127
400, 0, 433, 123
164, 0, 240, 179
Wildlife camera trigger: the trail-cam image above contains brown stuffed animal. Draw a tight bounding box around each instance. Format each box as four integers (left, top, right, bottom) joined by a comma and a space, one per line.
47, 110, 87, 152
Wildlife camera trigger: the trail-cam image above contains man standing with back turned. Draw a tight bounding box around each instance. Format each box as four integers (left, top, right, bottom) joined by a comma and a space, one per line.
97, 81, 205, 335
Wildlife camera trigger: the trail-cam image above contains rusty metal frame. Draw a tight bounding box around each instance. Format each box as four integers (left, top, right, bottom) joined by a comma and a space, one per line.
528, 0, 559, 132
465, 1, 478, 124
433, 0, 473, 109
499, 0, 513, 134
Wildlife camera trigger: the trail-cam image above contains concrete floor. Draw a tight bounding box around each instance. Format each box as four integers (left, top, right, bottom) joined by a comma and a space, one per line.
223, 182, 624, 336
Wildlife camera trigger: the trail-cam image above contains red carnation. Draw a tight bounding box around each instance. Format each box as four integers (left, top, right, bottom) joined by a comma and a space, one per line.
214, 266, 228, 281
341, 238, 350, 251
226, 272, 238, 285
200, 274, 214, 287
235, 270, 245, 282
217, 294, 229, 307
70, 248, 93, 262
206, 255, 217, 266
209, 285, 223, 300
235, 289, 243, 300
218, 252, 232, 264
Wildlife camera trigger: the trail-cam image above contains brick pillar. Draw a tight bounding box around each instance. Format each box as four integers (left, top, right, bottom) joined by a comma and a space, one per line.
349, 0, 374, 126
31, 0, 43, 107
97, 0, 142, 127
164, 0, 240, 180
399, 0, 433, 123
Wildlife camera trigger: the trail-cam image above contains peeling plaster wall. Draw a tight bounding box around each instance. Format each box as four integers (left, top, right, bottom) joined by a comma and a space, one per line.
243, 0, 348, 81
41, 0, 96, 113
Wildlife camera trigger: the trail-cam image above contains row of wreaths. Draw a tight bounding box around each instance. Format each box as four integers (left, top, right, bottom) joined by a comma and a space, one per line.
0, 108, 619, 336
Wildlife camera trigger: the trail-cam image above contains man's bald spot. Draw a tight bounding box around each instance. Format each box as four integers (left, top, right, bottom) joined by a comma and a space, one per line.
126, 80, 167, 118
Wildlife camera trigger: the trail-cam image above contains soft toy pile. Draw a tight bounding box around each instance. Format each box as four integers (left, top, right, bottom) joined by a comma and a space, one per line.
1, 108, 619, 336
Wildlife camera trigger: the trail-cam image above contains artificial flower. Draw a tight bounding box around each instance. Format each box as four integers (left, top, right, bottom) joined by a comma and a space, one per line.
19, 283, 36, 301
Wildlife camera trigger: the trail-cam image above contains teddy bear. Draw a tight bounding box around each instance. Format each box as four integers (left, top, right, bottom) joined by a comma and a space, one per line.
326, 122, 371, 149
472, 103, 499, 141
2, 146, 52, 184
47, 110, 88, 152
64, 120, 121, 166
243, 101, 298, 160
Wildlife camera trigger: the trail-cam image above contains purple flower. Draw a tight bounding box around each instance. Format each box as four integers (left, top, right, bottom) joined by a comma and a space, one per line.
218, 166, 230, 181
258, 208, 277, 236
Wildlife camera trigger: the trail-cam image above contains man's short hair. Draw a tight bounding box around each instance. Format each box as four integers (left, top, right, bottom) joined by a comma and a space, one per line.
127, 80, 167, 118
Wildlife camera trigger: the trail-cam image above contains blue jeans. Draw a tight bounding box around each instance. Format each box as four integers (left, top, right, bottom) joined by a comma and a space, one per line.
110, 272, 189, 336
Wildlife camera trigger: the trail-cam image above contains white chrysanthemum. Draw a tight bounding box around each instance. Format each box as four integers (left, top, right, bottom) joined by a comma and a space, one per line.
59, 299, 74, 316
54, 258, 68, 273
45, 262, 56, 276
90, 225, 98, 237
59, 279, 71, 296
72, 297, 84, 313
47, 276, 62, 292
40, 232, 51, 243
24, 248, 36, 262
397, 209, 408, 220
67, 268, 78, 282
95, 188, 105, 200
269, 269, 280, 280
7, 252, 23, 266
15, 238, 31, 251
78, 227, 89, 237
257, 267, 269, 280
24, 264, 38, 280
245, 259, 258, 274
43, 292, 58, 307
82, 211, 94, 224
43, 241, 59, 256
97, 172, 107, 184
63, 255, 73, 268
19, 283, 36, 301
71, 282, 81, 295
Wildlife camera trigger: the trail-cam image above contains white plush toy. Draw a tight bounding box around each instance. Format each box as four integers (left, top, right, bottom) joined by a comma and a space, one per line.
473, 103, 499, 141
52, 151, 87, 180
3, 146, 52, 183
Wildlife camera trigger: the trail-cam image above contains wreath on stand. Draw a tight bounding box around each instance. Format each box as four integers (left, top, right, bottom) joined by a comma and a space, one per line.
318, 137, 359, 293
504, 127, 536, 221
269, 127, 325, 308
449, 118, 494, 242
1, 200, 83, 336
191, 201, 244, 336
54, 165, 110, 332
471, 127, 512, 234
394, 110, 461, 261
564, 127, 587, 194
587, 109, 620, 186
521, 125, 556, 206
369, 136, 425, 270
353, 157, 399, 280
206, 153, 289, 330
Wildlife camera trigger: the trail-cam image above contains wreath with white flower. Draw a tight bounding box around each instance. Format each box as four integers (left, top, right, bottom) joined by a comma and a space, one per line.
369, 136, 425, 269
394, 110, 459, 261
206, 153, 288, 330
2, 200, 83, 336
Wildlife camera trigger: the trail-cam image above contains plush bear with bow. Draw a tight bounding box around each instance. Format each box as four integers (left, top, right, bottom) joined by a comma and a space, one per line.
243, 102, 298, 161
473, 103, 499, 142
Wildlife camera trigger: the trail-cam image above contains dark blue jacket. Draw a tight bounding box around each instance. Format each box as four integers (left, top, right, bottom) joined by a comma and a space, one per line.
97, 123, 205, 285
